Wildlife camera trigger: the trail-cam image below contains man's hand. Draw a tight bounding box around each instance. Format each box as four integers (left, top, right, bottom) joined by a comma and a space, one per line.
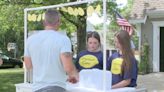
60, 52, 79, 84
67, 72, 79, 84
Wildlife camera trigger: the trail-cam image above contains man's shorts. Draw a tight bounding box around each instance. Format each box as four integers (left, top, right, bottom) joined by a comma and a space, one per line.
35, 86, 66, 92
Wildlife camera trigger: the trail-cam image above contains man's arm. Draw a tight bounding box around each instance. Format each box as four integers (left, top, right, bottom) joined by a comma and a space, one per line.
24, 56, 33, 70
60, 52, 79, 83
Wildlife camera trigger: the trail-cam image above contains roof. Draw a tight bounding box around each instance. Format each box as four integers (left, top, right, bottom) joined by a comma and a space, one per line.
130, 0, 164, 20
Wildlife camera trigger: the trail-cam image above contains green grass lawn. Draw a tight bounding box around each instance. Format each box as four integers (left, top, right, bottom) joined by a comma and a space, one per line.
0, 68, 24, 92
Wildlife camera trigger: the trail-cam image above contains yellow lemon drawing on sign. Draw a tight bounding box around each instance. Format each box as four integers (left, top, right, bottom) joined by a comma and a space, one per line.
111, 58, 123, 74
79, 55, 99, 68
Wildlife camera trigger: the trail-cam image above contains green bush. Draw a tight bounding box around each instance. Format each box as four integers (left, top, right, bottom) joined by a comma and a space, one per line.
139, 42, 150, 74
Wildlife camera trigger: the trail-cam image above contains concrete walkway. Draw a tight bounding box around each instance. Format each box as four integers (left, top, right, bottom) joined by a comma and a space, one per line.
137, 72, 164, 92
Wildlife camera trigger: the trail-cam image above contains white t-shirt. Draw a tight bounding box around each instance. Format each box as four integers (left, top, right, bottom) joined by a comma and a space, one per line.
24, 30, 72, 91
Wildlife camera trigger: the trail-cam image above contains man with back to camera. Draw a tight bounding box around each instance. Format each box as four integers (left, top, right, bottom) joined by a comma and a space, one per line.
24, 9, 79, 92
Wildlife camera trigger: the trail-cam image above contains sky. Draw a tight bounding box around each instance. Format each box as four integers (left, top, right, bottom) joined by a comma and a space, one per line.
87, 0, 128, 27
116, 0, 128, 8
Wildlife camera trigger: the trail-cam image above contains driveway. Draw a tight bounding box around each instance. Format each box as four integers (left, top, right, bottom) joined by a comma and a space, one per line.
137, 72, 164, 92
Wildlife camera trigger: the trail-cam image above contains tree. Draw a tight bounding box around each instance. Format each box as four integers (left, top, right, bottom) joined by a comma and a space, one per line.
0, 4, 26, 57
29, 0, 117, 54
0, 0, 118, 57
121, 0, 133, 18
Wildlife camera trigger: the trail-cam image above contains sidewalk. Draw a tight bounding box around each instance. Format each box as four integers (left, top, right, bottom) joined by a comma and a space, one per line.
137, 72, 164, 92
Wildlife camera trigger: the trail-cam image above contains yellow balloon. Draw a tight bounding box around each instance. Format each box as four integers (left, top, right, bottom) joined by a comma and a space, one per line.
68, 7, 74, 15
61, 7, 67, 12
78, 7, 84, 16
87, 6, 94, 16
28, 14, 32, 21
31, 14, 37, 21
42, 13, 45, 20
37, 14, 42, 21
73, 8, 78, 16
95, 4, 101, 15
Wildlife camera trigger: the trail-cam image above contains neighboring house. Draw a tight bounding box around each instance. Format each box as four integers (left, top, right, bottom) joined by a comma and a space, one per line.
129, 0, 164, 72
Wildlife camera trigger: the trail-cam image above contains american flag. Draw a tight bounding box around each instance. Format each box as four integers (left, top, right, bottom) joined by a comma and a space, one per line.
115, 10, 133, 36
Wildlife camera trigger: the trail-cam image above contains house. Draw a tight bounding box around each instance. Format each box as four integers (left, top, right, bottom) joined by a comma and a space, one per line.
129, 0, 164, 72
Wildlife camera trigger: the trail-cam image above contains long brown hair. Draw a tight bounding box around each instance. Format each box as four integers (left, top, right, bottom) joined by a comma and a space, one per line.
115, 30, 134, 75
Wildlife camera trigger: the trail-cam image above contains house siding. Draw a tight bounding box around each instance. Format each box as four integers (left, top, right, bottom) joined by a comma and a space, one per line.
141, 17, 164, 72
141, 17, 153, 72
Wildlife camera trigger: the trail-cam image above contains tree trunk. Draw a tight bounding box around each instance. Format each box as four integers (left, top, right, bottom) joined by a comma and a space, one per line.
76, 18, 86, 54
